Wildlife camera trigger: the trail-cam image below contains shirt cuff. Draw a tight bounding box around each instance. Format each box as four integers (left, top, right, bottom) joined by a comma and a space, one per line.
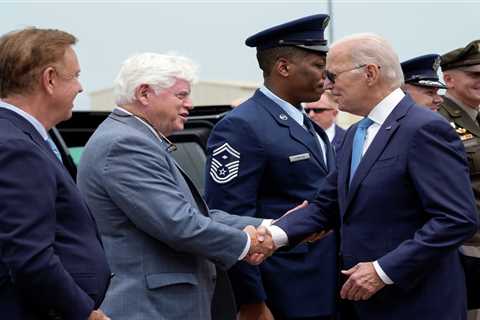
238, 231, 251, 260
261, 219, 274, 227
373, 260, 394, 285
267, 225, 289, 248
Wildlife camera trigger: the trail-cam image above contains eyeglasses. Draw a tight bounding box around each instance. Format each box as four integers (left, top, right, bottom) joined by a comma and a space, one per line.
171, 90, 191, 102
304, 108, 334, 114
163, 88, 191, 102
324, 64, 367, 84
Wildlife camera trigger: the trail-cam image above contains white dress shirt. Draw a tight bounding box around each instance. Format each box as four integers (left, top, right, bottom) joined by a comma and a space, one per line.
324, 124, 336, 143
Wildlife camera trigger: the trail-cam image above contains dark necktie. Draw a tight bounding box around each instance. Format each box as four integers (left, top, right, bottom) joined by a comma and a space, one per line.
303, 115, 328, 168
350, 117, 374, 183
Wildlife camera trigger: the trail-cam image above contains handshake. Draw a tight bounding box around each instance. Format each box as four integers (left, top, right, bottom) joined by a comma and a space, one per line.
243, 225, 276, 265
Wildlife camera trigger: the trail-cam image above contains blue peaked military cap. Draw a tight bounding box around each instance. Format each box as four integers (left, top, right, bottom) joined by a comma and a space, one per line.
401, 54, 447, 89
245, 14, 330, 52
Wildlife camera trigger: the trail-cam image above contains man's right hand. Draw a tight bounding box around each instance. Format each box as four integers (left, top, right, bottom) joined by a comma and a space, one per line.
238, 302, 274, 320
88, 309, 111, 320
243, 225, 275, 265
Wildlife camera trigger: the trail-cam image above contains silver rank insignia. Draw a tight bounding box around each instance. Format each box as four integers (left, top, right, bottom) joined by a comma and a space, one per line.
210, 142, 241, 184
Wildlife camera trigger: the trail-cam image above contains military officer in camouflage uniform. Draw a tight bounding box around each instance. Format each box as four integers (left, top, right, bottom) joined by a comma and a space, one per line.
438, 40, 480, 315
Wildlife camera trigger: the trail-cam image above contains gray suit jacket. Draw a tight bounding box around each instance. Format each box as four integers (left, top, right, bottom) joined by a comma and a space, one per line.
77, 109, 261, 320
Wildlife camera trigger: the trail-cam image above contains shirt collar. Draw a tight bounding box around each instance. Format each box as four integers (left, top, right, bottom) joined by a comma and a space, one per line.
115, 106, 162, 141
324, 123, 335, 142
367, 88, 405, 126
0, 100, 49, 140
259, 86, 304, 125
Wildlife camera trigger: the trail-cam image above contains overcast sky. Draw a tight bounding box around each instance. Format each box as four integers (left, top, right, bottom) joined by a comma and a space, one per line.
1, 0, 479, 109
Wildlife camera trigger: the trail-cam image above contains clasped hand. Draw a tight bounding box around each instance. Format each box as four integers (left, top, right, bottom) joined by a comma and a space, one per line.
243, 225, 275, 265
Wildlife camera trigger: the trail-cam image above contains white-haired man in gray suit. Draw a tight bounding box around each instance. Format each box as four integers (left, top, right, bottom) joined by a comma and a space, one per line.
77, 52, 274, 320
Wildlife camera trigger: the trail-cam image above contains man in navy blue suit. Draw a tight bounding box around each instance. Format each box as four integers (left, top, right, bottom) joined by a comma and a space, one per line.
0, 28, 111, 320
304, 90, 346, 152
270, 33, 478, 320
205, 14, 338, 320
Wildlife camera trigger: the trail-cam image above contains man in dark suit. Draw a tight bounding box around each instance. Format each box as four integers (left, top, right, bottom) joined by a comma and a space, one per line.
205, 14, 338, 320
269, 33, 478, 320
0, 28, 111, 320
304, 90, 346, 152
401, 54, 446, 112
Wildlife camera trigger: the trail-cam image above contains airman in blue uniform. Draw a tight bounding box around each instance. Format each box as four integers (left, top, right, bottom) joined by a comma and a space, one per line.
205, 14, 338, 320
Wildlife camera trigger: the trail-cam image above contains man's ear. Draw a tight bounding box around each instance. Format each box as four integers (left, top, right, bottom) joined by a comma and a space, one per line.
41, 66, 56, 95
365, 64, 380, 87
135, 84, 151, 105
443, 72, 455, 89
275, 57, 292, 78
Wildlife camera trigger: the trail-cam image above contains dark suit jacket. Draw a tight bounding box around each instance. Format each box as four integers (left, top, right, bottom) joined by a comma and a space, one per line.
332, 124, 346, 153
0, 108, 111, 320
276, 95, 478, 320
205, 90, 338, 318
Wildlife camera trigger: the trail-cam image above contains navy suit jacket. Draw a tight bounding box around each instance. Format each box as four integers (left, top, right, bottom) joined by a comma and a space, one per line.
332, 124, 346, 153
205, 90, 338, 317
0, 109, 110, 320
276, 95, 478, 320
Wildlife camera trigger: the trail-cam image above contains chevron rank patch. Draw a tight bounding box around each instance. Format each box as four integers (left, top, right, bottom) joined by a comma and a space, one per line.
210, 143, 240, 184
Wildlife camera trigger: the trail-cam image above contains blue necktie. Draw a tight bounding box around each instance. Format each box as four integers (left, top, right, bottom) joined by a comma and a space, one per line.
350, 117, 373, 183
45, 137, 63, 162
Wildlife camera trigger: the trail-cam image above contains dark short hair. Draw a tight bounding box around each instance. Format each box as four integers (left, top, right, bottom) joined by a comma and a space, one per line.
0, 27, 77, 98
256, 46, 325, 77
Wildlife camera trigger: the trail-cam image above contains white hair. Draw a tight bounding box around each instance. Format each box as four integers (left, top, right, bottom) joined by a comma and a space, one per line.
114, 52, 199, 106
331, 33, 404, 89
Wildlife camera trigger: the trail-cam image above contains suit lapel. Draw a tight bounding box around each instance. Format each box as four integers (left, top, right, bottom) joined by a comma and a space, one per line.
110, 109, 210, 216
0, 109, 65, 166
442, 97, 480, 137
343, 96, 412, 214
253, 90, 328, 173
338, 126, 355, 206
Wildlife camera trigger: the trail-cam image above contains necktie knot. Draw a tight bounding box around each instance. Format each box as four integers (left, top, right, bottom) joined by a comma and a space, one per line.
358, 117, 374, 130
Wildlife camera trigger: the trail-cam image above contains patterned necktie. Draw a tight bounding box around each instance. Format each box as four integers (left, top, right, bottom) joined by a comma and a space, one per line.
45, 137, 63, 162
350, 117, 374, 183
304, 115, 328, 168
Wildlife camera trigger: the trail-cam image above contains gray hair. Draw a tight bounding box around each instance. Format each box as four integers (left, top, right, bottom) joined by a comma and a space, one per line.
114, 52, 199, 106
331, 33, 404, 89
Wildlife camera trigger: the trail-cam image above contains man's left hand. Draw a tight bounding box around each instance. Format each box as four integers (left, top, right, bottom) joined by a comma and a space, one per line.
340, 262, 385, 301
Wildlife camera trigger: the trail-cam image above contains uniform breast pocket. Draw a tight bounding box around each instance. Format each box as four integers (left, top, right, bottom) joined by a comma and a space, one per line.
466, 149, 480, 174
